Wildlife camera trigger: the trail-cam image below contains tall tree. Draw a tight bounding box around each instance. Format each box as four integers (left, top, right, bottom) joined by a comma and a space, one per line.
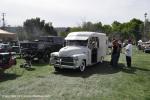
128, 18, 143, 41
23, 17, 57, 40
102, 24, 112, 35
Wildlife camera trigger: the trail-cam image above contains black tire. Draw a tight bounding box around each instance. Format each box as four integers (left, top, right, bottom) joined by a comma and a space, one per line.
79, 60, 86, 72
43, 51, 50, 62
54, 67, 61, 72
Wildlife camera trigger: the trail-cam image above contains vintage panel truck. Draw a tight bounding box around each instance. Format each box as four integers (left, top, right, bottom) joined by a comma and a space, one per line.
50, 32, 108, 72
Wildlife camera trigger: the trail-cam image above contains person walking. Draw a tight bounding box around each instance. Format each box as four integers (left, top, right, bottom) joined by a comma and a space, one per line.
125, 40, 132, 67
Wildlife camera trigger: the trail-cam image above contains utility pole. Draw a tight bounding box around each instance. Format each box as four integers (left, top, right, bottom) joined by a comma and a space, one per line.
144, 13, 147, 41
2, 13, 6, 29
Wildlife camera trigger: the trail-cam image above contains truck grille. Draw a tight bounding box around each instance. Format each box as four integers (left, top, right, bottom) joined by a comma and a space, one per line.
61, 57, 73, 62
56, 57, 74, 66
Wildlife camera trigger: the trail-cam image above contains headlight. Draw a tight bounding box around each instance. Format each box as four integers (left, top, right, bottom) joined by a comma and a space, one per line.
73, 56, 78, 61
51, 53, 55, 57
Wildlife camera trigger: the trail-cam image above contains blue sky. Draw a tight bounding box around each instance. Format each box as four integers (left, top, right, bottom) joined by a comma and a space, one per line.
0, 0, 149, 27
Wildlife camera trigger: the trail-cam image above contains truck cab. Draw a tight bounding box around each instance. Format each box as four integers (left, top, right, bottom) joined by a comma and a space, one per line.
50, 32, 108, 72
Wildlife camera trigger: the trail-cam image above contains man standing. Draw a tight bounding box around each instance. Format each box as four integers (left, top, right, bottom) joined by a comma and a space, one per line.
125, 40, 132, 67
110, 39, 119, 68
116, 40, 122, 64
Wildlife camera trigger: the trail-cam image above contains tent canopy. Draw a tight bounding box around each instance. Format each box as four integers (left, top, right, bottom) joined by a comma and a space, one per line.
0, 29, 17, 40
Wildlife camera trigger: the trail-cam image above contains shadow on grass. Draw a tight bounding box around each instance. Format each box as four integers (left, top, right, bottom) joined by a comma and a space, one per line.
19, 59, 49, 67
121, 67, 136, 74
132, 66, 150, 71
54, 61, 121, 78
119, 64, 150, 74
54, 61, 150, 77
0, 73, 21, 82
25, 67, 35, 71
32, 61, 49, 67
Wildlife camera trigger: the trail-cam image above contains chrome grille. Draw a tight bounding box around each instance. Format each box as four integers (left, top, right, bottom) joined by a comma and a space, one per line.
57, 57, 74, 66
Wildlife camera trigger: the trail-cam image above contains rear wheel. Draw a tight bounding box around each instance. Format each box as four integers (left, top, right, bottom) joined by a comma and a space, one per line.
79, 60, 86, 72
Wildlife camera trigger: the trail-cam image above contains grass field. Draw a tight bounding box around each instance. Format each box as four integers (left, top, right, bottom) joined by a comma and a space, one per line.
0, 46, 150, 100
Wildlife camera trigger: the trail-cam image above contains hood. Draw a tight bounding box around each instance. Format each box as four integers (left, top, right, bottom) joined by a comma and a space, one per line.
59, 46, 89, 57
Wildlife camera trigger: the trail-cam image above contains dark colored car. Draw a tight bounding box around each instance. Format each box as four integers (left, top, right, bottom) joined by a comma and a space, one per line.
12, 46, 20, 54
144, 42, 150, 53
20, 36, 64, 62
0, 52, 16, 73
0, 44, 12, 53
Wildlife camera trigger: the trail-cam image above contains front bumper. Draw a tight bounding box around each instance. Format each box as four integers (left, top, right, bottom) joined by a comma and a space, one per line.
54, 64, 78, 69
50, 57, 79, 69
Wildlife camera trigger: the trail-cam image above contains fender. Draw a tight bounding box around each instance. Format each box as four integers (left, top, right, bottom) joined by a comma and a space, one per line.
72, 54, 88, 67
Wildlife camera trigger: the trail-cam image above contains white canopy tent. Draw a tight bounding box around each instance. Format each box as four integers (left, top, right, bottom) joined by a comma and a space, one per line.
0, 29, 17, 41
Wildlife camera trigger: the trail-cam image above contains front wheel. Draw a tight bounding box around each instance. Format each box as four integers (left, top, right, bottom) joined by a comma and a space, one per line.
79, 60, 86, 72
54, 66, 61, 72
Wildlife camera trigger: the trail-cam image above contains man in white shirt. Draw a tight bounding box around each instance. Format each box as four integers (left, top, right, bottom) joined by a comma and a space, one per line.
125, 40, 132, 67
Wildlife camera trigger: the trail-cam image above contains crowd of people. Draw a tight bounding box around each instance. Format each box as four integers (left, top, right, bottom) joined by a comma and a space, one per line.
110, 39, 132, 68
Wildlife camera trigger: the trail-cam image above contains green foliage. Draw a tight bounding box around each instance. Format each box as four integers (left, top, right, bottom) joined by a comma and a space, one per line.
102, 25, 112, 35
145, 19, 150, 39
67, 18, 144, 41
23, 17, 57, 40
60, 27, 71, 37
112, 21, 122, 33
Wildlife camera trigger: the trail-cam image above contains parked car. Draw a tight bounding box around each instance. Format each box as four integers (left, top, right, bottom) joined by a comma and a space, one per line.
50, 32, 108, 72
144, 42, 150, 53
12, 46, 20, 54
20, 36, 64, 62
0, 43, 12, 53
0, 52, 16, 73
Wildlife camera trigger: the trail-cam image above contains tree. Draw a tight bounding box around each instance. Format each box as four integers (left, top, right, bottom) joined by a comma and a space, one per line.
128, 18, 143, 41
23, 17, 57, 40
93, 22, 103, 32
145, 19, 150, 40
60, 18, 145, 42
102, 25, 112, 35
111, 19, 143, 41
112, 21, 122, 33
60, 27, 71, 37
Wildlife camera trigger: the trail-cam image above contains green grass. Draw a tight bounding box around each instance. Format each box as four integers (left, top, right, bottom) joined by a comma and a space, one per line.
0, 46, 150, 100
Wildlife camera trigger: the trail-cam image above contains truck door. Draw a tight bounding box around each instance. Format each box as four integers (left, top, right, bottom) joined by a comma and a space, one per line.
89, 37, 99, 63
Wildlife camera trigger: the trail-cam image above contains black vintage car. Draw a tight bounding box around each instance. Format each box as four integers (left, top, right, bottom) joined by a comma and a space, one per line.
20, 36, 64, 62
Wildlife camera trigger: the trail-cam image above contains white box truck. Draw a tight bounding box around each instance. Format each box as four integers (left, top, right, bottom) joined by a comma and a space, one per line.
50, 32, 108, 72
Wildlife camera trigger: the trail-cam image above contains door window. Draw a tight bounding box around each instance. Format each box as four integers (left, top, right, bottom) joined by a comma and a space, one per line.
88, 37, 99, 49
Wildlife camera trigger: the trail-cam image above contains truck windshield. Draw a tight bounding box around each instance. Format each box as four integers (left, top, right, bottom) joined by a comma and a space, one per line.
66, 40, 87, 46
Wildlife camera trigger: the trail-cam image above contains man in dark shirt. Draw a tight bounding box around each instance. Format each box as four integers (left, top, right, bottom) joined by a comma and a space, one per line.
110, 39, 119, 68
